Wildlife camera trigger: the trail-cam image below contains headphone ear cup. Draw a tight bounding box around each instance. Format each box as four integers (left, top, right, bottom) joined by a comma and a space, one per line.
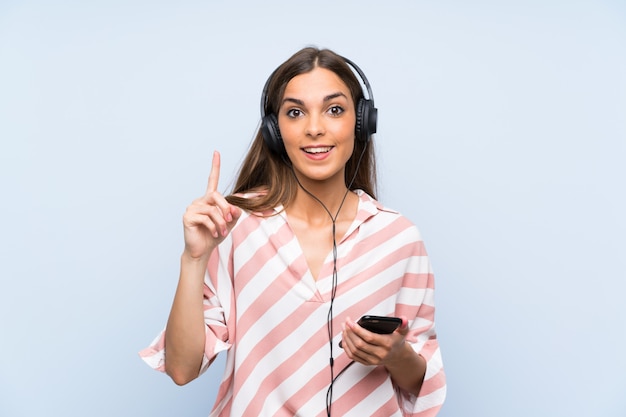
261, 113, 284, 155
355, 98, 378, 143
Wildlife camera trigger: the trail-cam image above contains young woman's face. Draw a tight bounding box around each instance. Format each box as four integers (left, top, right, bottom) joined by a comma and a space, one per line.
277, 67, 356, 186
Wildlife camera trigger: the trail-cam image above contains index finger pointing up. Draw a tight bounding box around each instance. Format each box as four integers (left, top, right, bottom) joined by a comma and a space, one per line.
206, 150, 221, 194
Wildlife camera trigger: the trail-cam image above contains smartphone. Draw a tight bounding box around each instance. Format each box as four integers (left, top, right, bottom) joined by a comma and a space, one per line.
357, 315, 402, 334
339, 315, 402, 348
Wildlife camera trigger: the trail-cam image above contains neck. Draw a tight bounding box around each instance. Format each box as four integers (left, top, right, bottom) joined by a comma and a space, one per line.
296, 187, 352, 221
285, 167, 354, 223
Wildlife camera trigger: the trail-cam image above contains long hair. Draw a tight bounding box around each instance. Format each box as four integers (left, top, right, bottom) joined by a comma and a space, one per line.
226, 47, 377, 212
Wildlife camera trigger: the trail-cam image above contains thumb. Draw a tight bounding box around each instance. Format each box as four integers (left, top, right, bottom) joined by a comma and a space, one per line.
228, 204, 242, 223
396, 316, 409, 336
223, 205, 242, 233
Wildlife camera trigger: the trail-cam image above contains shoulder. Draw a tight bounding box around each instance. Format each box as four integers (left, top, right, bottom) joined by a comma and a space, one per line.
355, 190, 423, 239
357, 190, 413, 224
229, 197, 285, 235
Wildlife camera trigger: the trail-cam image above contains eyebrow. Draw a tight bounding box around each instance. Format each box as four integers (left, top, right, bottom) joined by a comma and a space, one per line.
281, 92, 348, 107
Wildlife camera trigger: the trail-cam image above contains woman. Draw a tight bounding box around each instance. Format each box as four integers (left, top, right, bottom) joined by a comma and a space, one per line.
141, 47, 446, 416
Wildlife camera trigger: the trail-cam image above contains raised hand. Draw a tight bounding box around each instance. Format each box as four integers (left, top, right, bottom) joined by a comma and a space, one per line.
182, 151, 242, 260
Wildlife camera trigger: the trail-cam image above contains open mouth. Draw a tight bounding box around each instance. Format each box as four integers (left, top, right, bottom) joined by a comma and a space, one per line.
302, 146, 333, 154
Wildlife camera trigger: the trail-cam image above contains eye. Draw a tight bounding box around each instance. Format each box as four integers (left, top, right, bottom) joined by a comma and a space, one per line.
328, 105, 344, 116
286, 108, 304, 118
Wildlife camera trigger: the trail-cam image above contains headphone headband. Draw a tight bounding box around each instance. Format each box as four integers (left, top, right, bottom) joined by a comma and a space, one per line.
341, 56, 375, 106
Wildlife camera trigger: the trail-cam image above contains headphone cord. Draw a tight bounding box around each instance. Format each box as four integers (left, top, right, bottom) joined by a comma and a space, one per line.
287, 143, 368, 417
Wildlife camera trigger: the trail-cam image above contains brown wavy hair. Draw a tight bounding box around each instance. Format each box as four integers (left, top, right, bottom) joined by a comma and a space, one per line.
226, 47, 377, 212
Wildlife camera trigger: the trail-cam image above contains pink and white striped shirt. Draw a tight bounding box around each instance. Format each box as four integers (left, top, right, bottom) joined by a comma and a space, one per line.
140, 191, 446, 416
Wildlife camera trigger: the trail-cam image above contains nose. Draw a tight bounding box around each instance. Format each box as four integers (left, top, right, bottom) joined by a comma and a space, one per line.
305, 114, 325, 138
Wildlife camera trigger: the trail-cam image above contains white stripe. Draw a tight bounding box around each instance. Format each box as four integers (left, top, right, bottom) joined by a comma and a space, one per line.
412, 385, 447, 413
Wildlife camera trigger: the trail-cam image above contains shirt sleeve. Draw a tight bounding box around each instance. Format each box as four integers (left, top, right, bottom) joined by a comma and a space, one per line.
138, 245, 233, 376
394, 233, 447, 416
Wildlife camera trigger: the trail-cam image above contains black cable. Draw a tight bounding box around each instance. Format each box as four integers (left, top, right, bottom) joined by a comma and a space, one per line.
290, 169, 350, 417
288, 143, 369, 417
325, 360, 356, 414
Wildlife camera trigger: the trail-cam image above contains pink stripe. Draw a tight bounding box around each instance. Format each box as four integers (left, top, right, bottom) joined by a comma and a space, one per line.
412, 402, 444, 417
366, 397, 403, 417
229, 210, 266, 243
235, 254, 308, 341
420, 367, 447, 397
139, 332, 165, 358
138, 332, 166, 372
233, 219, 294, 292
329, 367, 395, 416
273, 355, 356, 416
341, 279, 404, 321
233, 304, 327, 399
240, 323, 337, 415
325, 254, 407, 302
211, 393, 233, 417
358, 215, 427, 257
419, 339, 439, 362
232, 259, 320, 389
326, 241, 427, 304
401, 272, 435, 290
206, 244, 237, 350
406, 305, 436, 335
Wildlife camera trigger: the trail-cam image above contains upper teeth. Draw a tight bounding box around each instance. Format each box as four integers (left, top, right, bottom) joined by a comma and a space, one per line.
304, 147, 332, 154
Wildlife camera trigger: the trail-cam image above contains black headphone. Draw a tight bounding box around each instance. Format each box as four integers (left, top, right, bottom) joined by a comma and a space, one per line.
260, 56, 378, 156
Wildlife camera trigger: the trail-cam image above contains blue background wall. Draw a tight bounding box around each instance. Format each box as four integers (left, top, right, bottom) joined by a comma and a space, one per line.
1, 1, 624, 416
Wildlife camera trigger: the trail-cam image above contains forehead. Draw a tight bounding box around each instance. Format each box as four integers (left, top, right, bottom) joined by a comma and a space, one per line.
282, 67, 352, 100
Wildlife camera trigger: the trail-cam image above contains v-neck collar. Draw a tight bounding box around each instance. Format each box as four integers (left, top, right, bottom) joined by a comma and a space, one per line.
272, 190, 383, 301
